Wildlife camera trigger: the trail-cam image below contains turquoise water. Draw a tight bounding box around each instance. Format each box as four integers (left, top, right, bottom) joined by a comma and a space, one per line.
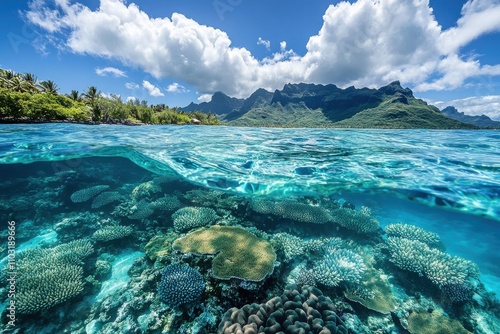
0, 124, 499, 333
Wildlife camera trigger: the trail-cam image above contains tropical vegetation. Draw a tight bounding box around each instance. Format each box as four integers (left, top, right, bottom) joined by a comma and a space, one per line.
0, 68, 220, 125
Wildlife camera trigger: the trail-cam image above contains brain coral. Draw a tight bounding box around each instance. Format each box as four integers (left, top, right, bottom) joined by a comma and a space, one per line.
172, 225, 276, 281
157, 264, 205, 308
218, 284, 355, 334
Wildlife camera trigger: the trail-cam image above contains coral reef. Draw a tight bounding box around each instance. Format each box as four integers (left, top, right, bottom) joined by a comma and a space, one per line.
157, 264, 206, 308
386, 236, 479, 300
93, 225, 133, 242
329, 206, 379, 233
385, 223, 442, 248
172, 206, 219, 232
10, 239, 94, 314
313, 248, 366, 287
218, 284, 355, 334
344, 267, 396, 314
172, 225, 276, 281
150, 195, 181, 211
144, 233, 179, 261
407, 309, 472, 334
70, 185, 110, 203
250, 198, 333, 224
91, 191, 121, 209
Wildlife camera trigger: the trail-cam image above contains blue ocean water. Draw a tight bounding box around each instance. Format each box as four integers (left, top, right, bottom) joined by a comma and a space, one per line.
1, 123, 499, 333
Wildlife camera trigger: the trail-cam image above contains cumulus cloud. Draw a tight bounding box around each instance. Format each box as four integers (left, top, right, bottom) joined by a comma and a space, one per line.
125, 82, 139, 90
95, 66, 126, 77
166, 82, 189, 93
257, 37, 270, 50
25, 0, 500, 101
432, 95, 500, 120
142, 80, 164, 97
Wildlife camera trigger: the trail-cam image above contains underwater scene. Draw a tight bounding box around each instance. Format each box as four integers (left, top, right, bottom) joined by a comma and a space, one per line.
0, 124, 499, 334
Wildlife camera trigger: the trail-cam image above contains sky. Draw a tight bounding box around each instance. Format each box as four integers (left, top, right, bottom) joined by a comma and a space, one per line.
1, 0, 500, 119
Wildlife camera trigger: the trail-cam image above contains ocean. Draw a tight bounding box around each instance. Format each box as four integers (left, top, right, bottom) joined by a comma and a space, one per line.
0, 124, 499, 334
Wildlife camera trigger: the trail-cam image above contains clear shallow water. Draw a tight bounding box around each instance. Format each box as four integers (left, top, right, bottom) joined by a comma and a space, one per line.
1, 124, 499, 333
1, 124, 499, 220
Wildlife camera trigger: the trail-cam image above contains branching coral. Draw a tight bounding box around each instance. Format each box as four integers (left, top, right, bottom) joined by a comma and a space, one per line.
171, 206, 218, 232
385, 223, 441, 248
172, 225, 276, 281
386, 236, 479, 300
70, 185, 109, 203
91, 191, 121, 209
10, 239, 93, 314
313, 248, 366, 287
329, 206, 379, 233
93, 225, 133, 242
250, 198, 333, 224
157, 264, 205, 308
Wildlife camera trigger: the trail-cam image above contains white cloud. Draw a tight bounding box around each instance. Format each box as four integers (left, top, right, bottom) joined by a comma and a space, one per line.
125, 82, 139, 89
26, 0, 500, 102
142, 80, 164, 97
197, 94, 212, 102
95, 66, 126, 77
126, 96, 136, 102
166, 82, 189, 93
432, 95, 500, 121
257, 37, 270, 50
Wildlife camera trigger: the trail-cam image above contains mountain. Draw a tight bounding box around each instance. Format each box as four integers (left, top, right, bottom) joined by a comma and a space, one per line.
183, 82, 477, 129
181, 91, 244, 115
441, 106, 500, 128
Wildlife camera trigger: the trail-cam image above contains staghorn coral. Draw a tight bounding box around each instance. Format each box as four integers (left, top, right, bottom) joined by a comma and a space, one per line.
171, 206, 218, 232
272, 232, 305, 263
70, 185, 109, 203
91, 191, 121, 209
250, 198, 333, 224
93, 225, 133, 242
172, 225, 276, 281
330, 206, 379, 233
10, 239, 93, 314
313, 248, 366, 287
386, 236, 479, 299
157, 264, 205, 308
218, 284, 355, 334
385, 223, 442, 248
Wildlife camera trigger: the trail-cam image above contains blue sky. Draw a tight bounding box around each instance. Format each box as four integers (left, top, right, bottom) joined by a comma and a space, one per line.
1, 0, 500, 119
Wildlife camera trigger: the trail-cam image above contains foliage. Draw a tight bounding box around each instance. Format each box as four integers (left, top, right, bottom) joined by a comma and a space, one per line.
0, 67, 221, 125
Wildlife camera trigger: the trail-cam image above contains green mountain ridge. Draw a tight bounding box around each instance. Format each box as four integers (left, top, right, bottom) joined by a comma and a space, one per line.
441, 106, 500, 128
183, 82, 477, 129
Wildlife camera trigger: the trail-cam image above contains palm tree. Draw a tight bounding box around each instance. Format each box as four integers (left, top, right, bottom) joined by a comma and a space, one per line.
39, 80, 59, 94
0, 69, 16, 88
22, 73, 39, 93
8, 75, 27, 93
83, 86, 103, 121
67, 90, 82, 102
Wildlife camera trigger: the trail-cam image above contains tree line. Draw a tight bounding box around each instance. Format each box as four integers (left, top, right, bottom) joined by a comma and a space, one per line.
0, 68, 220, 125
